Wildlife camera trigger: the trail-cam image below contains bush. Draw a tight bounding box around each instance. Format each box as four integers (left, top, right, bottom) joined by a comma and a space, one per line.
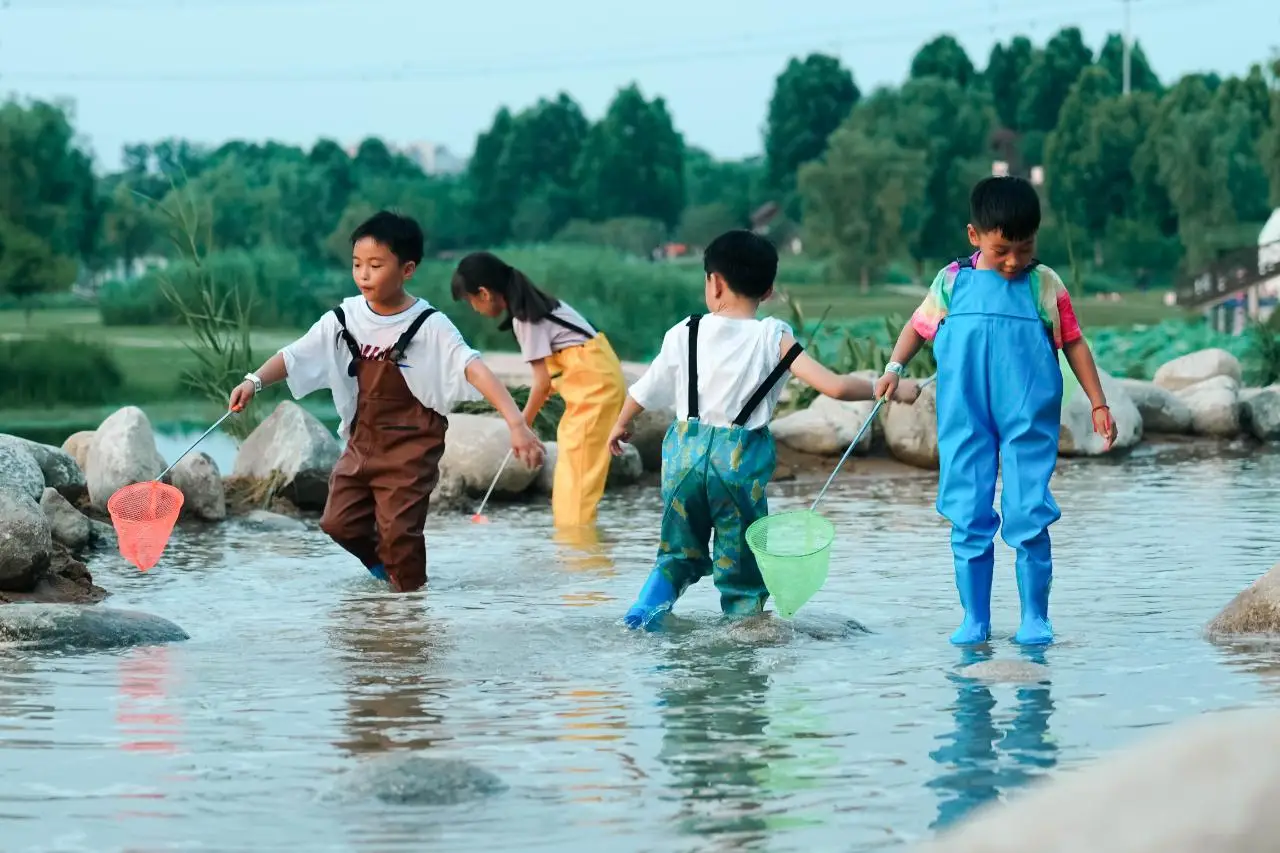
98, 249, 349, 328
416, 245, 705, 361
1, 335, 124, 406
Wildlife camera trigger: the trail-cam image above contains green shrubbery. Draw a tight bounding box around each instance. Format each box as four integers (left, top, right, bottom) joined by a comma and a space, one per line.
2, 335, 124, 406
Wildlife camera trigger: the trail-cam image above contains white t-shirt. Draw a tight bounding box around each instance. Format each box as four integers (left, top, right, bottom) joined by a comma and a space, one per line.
510, 302, 596, 363
629, 315, 794, 430
279, 296, 482, 439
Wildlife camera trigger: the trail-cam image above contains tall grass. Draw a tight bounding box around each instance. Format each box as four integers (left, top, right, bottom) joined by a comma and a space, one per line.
1, 335, 124, 407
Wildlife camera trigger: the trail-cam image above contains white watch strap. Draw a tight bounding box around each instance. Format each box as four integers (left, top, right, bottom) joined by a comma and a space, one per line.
885, 361, 905, 376
244, 372, 263, 393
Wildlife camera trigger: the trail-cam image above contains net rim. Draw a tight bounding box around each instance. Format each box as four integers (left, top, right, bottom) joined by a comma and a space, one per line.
745, 510, 836, 559
106, 480, 185, 517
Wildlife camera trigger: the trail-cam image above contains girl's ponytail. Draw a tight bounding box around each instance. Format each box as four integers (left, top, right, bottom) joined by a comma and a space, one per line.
451, 251, 560, 330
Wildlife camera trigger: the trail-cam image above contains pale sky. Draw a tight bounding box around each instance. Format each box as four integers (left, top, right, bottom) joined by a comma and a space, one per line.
2, 0, 1277, 173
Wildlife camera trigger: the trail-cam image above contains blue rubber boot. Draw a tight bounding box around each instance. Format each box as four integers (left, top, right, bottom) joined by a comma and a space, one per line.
624, 569, 678, 631
1013, 533, 1053, 645
949, 528, 993, 645
367, 563, 388, 582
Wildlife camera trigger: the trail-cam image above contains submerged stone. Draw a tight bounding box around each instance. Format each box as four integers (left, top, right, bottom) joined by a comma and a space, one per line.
0, 604, 189, 651
343, 754, 507, 806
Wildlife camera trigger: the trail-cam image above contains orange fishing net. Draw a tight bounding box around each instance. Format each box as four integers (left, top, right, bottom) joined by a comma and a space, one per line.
107, 481, 184, 571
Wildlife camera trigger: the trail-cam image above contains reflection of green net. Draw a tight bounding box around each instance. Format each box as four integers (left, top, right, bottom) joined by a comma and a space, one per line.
745, 511, 835, 619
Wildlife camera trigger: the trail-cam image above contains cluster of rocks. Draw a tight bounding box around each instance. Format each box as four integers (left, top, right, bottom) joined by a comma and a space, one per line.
768, 347, 1280, 469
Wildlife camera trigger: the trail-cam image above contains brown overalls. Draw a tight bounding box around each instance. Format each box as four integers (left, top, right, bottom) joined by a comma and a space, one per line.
318, 305, 447, 593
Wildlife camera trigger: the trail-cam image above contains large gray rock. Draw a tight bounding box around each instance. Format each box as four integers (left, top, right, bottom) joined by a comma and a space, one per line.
88, 519, 117, 551
1176, 375, 1241, 437
232, 401, 342, 510
86, 407, 167, 511
908, 707, 1280, 853
0, 434, 86, 501
771, 396, 878, 456
61, 430, 94, 472
171, 451, 226, 521
959, 660, 1051, 684
0, 489, 53, 593
1153, 347, 1243, 392
1206, 561, 1280, 639
0, 604, 189, 651
1059, 370, 1143, 456
437, 413, 540, 498
1240, 386, 1280, 441
340, 754, 507, 806
39, 487, 91, 553
1119, 379, 1194, 435
0, 436, 45, 502
883, 382, 939, 469
629, 407, 674, 472
535, 441, 559, 495
243, 509, 309, 532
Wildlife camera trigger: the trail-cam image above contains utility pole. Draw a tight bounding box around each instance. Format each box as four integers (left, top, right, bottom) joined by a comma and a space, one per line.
1122, 0, 1132, 96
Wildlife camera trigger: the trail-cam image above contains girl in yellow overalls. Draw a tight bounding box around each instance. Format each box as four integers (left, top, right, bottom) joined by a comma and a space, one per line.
452, 252, 627, 530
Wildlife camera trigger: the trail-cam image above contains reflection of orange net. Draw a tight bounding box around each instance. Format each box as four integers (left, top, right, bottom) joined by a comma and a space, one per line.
107, 481, 184, 571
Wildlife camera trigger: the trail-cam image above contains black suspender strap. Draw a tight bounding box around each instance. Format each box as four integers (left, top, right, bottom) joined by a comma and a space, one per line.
546, 313, 597, 340
389, 308, 437, 362
686, 314, 702, 421
733, 341, 804, 427
332, 307, 362, 377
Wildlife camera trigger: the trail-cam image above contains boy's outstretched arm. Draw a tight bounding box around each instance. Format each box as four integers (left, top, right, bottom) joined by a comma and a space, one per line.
228, 352, 287, 411
781, 333, 920, 403
1062, 337, 1117, 449
873, 324, 928, 401
607, 396, 645, 456
465, 359, 546, 468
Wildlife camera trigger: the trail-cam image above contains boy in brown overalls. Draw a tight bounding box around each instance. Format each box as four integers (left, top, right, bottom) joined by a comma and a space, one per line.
228, 211, 544, 592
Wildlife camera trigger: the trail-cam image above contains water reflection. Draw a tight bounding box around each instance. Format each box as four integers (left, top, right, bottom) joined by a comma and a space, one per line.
927, 648, 1057, 830
325, 595, 450, 754
552, 525, 619, 609
115, 645, 183, 756
655, 635, 771, 850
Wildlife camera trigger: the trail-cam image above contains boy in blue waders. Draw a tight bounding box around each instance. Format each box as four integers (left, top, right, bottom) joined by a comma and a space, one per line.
607, 230, 922, 629
876, 176, 1118, 646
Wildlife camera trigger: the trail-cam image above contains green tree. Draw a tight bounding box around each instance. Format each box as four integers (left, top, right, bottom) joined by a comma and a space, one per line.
1131, 74, 1217, 237
466, 107, 517, 243
684, 148, 764, 224
676, 202, 740, 249
763, 53, 860, 192
1017, 27, 1095, 134
911, 35, 977, 88
986, 36, 1034, 130
573, 84, 685, 228
1095, 34, 1162, 94
798, 125, 927, 291
1263, 58, 1280, 206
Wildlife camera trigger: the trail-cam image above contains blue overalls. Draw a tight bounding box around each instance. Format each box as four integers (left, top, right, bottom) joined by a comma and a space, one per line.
934, 257, 1062, 646
624, 315, 802, 630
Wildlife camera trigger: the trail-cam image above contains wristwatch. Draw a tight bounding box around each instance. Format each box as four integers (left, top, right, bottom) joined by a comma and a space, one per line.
244, 372, 263, 393
884, 361, 905, 377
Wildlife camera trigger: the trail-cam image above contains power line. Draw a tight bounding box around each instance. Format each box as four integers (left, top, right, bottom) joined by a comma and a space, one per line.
0, 0, 1207, 85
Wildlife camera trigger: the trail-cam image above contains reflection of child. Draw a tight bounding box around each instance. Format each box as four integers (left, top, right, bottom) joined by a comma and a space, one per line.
452, 252, 626, 530
609, 230, 920, 629
227, 212, 544, 592
876, 177, 1117, 646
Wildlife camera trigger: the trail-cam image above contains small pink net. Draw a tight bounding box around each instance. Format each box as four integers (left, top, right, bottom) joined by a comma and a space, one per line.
107, 481, 184, 571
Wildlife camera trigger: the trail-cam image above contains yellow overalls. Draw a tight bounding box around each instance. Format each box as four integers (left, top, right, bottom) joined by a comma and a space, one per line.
542, 314, 627, 529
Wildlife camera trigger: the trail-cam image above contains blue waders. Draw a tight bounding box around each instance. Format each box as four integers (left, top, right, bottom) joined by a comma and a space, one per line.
624, 315, 802, 630
934, 258, 1062, 645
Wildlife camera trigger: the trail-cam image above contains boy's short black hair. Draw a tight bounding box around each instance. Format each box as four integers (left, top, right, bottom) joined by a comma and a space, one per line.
350, 210, 425, 266
703, 229, 778, 300
969, 176, 1041, 241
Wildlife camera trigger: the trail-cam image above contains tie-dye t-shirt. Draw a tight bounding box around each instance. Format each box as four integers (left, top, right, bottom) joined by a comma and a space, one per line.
908, 251, 1083, 349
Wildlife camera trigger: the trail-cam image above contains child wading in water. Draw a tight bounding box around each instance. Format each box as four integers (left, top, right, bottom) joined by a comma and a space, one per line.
228, 212, 544, 592
452, 252, 627, 530
876, 176, 1117, 646
609, 230, 921, 629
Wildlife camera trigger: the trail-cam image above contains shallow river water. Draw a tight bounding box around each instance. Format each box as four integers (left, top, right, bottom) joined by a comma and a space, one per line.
3, 439, 1280, 853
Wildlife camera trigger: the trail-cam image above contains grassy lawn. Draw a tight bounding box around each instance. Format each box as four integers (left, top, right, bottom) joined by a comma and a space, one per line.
1, 283, 1192, 441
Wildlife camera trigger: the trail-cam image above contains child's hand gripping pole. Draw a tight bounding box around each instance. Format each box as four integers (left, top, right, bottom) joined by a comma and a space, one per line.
471, 449, 514, 524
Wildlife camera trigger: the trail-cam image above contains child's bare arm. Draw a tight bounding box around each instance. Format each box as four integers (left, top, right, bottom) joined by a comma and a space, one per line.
782, 334, 918, 402
465, 358, 546, 467
229, 352, 287, 410
1063, 337, 1117, 449
523, 358, 554, 426
607, 396, 645, 456
874, 324, 928, 400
